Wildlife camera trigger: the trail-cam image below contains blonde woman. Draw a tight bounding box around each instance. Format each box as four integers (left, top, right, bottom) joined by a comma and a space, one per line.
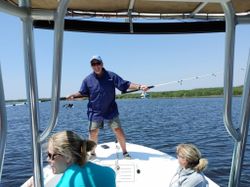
169, 144, 208, 187
48, 131, 116, 187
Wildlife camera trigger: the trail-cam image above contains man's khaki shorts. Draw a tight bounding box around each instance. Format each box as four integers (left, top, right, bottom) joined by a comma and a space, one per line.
89, 116, 121, 131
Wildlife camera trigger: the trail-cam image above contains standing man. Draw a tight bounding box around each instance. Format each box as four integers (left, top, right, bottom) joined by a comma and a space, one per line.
67, 55, 148, 159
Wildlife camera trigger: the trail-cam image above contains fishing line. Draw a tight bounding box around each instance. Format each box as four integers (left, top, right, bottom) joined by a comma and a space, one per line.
122, 71, 223, 94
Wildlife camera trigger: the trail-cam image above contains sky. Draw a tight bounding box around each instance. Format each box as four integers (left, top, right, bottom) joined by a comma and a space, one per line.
0, 12, 249, 100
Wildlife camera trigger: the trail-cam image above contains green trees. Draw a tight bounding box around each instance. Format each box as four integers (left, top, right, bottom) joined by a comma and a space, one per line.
6, 86, 243, 102
116, 86, 243, 99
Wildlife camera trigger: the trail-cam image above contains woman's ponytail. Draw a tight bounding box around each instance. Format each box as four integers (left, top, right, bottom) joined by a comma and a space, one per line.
79, 139, 97, 166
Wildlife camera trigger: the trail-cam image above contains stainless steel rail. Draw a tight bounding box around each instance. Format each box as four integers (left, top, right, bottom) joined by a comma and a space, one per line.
0, 0, 70, 185
222, 2, 250, 187
228, 51, 250, 187
40, 0, 70, 143
0, 65, 7, 182
19, 0, 43, 186
221, 1, 241, 142
20, 0, 70, 186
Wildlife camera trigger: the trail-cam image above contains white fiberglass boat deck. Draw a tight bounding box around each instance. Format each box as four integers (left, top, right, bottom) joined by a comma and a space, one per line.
38, 142, 219, 187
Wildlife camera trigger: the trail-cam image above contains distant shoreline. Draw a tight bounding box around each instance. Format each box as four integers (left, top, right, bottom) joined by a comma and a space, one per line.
116, 86, 243, 99
6, 85, 243, 103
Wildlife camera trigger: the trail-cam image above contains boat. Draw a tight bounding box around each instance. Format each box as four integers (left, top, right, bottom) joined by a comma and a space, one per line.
1, 0, 250, 187
21, 142, 219, 187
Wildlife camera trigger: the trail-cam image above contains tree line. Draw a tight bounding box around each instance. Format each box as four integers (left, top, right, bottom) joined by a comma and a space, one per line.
116, 86, 243, 99
6, 86, 243, 103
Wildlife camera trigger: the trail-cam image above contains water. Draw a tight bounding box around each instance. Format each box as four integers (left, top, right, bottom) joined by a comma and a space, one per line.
1, 97, 250, 187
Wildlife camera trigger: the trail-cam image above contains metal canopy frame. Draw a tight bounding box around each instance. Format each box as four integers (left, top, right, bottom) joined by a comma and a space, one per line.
0, 0, 250, 187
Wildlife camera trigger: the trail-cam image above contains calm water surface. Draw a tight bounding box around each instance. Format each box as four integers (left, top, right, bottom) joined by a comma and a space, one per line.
1, 97, 250, 187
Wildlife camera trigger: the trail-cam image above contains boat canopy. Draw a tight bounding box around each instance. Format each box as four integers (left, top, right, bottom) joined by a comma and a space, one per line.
5, 0, 250, 14
4, 0, 250, 33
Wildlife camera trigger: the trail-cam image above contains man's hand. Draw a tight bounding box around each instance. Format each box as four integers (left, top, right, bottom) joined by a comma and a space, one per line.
139, 85, 149, 92
66, 95, 75, 100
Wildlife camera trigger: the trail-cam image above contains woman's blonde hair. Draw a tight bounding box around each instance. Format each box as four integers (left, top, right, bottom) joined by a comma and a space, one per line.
48, 131, 96, 166
176, 143, 208, 172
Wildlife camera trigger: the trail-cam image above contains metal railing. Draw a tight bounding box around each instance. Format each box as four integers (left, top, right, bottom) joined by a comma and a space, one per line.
20, 0, 70, 186
39, 0, 70, 143
221, 2, 250, 187
0, 65, 7, 182
0, 0, 70, 185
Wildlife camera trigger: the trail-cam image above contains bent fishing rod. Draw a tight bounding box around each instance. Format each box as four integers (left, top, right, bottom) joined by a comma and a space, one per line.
39, 95, 86, 102
122, 72, 221, 94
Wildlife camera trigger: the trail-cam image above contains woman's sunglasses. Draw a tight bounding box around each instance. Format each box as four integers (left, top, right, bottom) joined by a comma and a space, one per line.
47, 152, 62, 160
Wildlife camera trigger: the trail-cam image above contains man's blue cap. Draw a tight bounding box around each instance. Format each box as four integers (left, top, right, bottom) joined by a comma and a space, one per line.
90, 55, 102, 63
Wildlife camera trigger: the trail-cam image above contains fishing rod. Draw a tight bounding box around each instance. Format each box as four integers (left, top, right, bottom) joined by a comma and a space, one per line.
122, 71, 222, 94
39, 95, 86, 102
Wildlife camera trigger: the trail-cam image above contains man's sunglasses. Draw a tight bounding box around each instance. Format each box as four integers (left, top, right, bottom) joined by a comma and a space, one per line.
91, 61, 102, 66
